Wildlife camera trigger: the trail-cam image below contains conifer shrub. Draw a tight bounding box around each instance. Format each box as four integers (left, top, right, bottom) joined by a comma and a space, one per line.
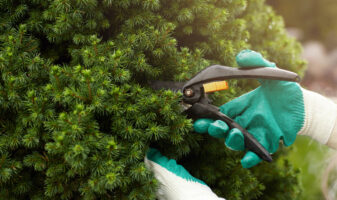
0, 0, 305, 199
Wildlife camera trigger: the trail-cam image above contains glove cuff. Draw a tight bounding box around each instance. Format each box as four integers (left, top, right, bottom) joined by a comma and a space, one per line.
298, 88, 337, 146
145, 157, 224, 200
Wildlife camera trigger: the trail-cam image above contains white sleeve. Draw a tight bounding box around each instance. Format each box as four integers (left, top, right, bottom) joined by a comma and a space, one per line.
298, 88, 337, 149
145, 157, 225, 200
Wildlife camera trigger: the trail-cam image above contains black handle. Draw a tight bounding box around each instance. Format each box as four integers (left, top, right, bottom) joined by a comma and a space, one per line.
183, 65, 300, 89
185, 102, 272, 162
220, 114, 272, 162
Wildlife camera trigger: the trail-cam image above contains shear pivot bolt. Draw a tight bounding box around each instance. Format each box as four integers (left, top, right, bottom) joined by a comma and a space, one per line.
184, 88, 194, 97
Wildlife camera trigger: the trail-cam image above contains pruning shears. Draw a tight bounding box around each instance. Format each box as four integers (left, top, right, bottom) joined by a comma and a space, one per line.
150, 65, 300, 163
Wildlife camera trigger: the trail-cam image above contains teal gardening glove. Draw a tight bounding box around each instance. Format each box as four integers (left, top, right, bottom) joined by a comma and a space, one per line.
194, 49, 337, 168
144, 50, 337, 199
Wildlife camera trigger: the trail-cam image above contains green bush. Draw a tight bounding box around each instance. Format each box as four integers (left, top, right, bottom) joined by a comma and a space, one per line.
0, 0, 305, 199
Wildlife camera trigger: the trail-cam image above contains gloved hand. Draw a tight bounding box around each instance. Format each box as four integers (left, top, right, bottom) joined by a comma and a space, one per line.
194, 49, 337, 168
145, 148, 225, 200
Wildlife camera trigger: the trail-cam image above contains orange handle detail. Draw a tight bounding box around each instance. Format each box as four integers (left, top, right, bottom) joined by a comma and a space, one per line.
203, 81, 228, 93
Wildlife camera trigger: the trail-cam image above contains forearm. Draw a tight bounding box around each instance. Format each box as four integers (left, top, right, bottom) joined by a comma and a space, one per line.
298, 88, 337, 149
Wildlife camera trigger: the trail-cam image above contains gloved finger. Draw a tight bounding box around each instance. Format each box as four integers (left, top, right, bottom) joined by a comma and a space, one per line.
207, 120, 230, 138
224, 128, 245, 151
194, 118, 214, 134
236, 49, 279, 85
225, 130, 265, 168
241, 151, 262, 168
240, 136, 270, 168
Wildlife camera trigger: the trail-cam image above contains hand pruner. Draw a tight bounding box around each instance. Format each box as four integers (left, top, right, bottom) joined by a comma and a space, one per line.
150, 65, 300, 162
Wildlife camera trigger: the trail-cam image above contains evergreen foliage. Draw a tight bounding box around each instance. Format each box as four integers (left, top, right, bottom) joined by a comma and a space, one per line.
0, 0, 305, 199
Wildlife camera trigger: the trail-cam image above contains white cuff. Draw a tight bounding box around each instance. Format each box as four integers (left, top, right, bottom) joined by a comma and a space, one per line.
298, 88, 337, 146
145, 157, 224, 200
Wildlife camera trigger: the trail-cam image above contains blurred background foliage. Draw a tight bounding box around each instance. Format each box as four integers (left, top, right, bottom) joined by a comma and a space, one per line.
278, 137, 333, 200
267, 1, 337, 199
267, 0, 337, 49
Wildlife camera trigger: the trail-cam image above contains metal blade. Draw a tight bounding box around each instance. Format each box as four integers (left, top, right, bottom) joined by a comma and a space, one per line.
149, 81, 185, 93
183, 65, 300, 89
149, 81, 190, 112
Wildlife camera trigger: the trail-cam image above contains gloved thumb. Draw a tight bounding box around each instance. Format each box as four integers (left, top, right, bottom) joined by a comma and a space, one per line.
236, 49, 276, 68
236, 49, 277, 85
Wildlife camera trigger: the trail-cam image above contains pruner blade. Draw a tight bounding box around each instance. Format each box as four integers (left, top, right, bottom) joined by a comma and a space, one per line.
149, 81, 185, 93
